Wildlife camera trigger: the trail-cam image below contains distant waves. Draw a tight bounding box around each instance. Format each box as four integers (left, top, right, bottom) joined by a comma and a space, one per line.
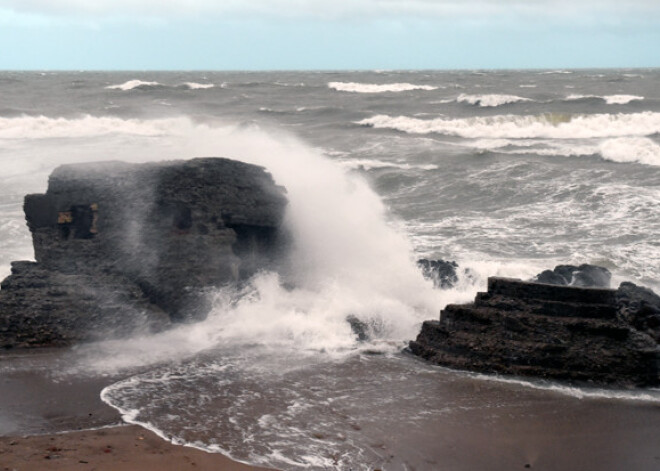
358, 112, 660, 167
106, 79, 216, 91
328, 82, 438, 93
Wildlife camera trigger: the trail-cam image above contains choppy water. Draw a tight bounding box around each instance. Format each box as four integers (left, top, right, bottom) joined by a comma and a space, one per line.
1, 70, 660, 470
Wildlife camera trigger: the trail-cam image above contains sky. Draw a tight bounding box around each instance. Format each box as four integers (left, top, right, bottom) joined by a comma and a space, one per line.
1, 0, 659, 70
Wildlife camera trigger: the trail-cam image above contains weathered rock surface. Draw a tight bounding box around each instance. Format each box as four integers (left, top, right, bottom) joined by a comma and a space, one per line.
0, 158, 288, 348
533, 264, 612, 288
410, 277, 660, 386
417, 259, 459, 289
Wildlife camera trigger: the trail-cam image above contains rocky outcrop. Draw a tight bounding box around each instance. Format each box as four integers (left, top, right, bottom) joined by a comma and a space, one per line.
0, 158, 288, 348
410, 277, 660, 386
533, 264, 611, 288
417, 259, 459, 289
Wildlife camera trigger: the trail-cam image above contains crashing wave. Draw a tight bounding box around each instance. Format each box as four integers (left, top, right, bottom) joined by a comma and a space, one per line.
338, 158, 438, 171
181, 82, 214, 90
0, 114, 181, 140
358, 112, 660, 140
457, 93, 531, 107
566, 94, 644, 105
105, 80, 163, 91
328, 82, 437, 93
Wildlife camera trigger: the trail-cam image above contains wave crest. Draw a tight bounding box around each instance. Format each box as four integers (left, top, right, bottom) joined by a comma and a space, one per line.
457, 93, 531, 107
358, 112, 660, 140
566, 94, 644, 105
105, 80, 163, 91
181, 82, 214, 90
328, 82, 437, 93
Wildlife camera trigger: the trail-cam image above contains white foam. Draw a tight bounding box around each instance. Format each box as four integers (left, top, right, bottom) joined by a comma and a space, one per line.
457, 93, 531, 107
566, 94, 644, 105
538, 70, 573, 75
17, 115, 447, 374
338, 158, 438, 171
599, 137, 660, 166
0, 115, 177, 140
603, 94, 644, 105
470, 372, 660, 403
328, 82, 437, 93
181, 82, 214, 90
105, 80, 162, 91
358, 111, 660, 140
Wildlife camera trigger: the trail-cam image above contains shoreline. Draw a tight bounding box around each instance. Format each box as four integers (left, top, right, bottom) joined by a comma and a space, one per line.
0, 424, 273, 471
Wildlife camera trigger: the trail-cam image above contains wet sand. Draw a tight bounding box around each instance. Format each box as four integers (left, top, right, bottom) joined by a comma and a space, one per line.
0, 349, 270, 471
3, 349, 660, 470
0, 425, 271, 471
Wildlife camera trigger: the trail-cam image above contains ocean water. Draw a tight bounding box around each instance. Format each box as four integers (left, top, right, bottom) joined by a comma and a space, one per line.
1, 70, 660, 470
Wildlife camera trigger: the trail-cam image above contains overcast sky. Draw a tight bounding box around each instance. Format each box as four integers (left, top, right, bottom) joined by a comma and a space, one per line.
1, 0, 658, 70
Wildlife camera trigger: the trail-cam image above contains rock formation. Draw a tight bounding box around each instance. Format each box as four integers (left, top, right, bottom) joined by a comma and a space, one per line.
0, 158, 288, 349
410, 277, 660, 387
533, 264, 611, 288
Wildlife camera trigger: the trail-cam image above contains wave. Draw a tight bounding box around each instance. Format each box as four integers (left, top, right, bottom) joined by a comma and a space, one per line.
105, 80, 163, 91
457, 93, 531, 107
181, 82, 214, 90
599, 137, 660, 166
566, 94, 644, 105
469, 136, 660, 166
538, 70, 573, 75
0, 114, 181, 140
337, 158, 438, 171
358, 111, 660, 140
328, 82, 437, 93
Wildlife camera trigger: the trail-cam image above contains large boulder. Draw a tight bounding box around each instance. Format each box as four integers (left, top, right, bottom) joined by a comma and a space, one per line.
0, 157, 288, 348
410, 277, 660, 387
533, 264, 611, 288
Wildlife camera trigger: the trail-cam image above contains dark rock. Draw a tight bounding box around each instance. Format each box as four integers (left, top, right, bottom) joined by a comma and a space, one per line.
617, 282, 660, 343
347, 315, 369, 341
417, 259, 459, 289
0, 158, 288, 348
410, 277, 660, 387
533, 264, 611, 288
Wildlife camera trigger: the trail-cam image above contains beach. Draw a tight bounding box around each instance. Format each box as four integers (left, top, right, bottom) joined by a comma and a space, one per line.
1, 69, 660, 470
0, 425, 272, 471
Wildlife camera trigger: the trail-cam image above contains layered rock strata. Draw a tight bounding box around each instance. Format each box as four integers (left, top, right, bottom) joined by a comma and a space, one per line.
0, 158, 288, 348
410, 277, 660, 386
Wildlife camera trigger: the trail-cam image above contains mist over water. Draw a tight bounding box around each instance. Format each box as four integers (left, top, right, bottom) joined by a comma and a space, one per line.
2, 70, 660, 470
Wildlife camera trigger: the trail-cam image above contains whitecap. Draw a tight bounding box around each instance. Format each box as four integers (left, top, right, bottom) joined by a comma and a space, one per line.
456, 93, 531, 107
566, 94, 644, 105
328, 82, 437, 93
357, 112, 660, 140
105, 80, 162, 91
181, 82, 214, 90
599, 137, 660, 166
338, 158, 438, 171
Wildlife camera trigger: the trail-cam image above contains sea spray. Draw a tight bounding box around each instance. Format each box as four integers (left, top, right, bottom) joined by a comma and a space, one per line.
14, 115, 458, 374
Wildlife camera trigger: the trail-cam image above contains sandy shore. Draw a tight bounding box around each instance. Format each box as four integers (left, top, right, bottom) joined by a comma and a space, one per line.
0, 425, 271, 471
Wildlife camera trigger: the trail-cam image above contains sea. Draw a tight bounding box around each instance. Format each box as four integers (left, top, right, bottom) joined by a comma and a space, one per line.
1, 70, 660, 470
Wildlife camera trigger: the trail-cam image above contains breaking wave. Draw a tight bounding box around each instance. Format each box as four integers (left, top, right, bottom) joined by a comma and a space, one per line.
468, 137, 660, 167
457, 93, 531, 107
181, 82, 214, 90
358, 112, 660, 140
328, 82, 437, 93
0, 115, 178, 140
105, 80, 163, 91
566, 94, 644, 105
337, 158, 438, 171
